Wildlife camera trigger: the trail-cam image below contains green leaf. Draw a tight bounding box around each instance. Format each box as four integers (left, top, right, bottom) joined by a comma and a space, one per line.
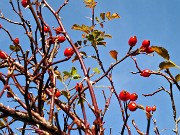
100, 13, 105, 20
72, 74, 81, 79
93, 67, 100, 74
70, 67, 77, 76
151, 46, 170, 60
9, 45, 20, 52
109, 50, 118, 61
86, 34, 94, 41
159, 61, 176, 70
63, 71, 71, 81
175, 74, 180, 82
61, 90, 70, 100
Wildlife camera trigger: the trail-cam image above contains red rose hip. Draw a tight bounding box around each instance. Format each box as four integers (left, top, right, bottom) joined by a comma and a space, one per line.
140, 69, 151, 77
0, 50, 8, 59
64, 48, 74, 57
142, 40, 150, 48
119, 90, 130, 101
130, 93, 138, 101
128, 101, 137, 112
57, 35, 66, 43
21, 0, 28, 8
128, 36, 137, 47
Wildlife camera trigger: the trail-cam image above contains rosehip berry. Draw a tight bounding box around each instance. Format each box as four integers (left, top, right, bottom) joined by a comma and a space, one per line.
152, 105, 156, 112
21, 0, 28, 8
119, 90, 130, 101
128, 36, 137, 47
140, 69, 151, 77
75, 83, 83, 91
0, 50, 8, 59
0, 24, 2, 29
13, 38, 19, 45
55, 90, 61, 98
64, 47, 74, 57
146, 106, 152, 112
130, 93, 138, 101
43, 26, 50, 33
128, 101, 137, 112
142, 40, 150, 48
57, 35, 66, 43
145, 47, 154, 54
55, 26, 63, 35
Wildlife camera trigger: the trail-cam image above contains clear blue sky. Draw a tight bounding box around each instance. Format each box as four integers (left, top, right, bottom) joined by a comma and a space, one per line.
0, 0, 180, 134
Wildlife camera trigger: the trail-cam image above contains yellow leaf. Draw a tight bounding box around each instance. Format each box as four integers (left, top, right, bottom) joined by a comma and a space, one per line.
159, 61, 176, 70
106, 12, 111, 20
100, 13, 105, 20
111, 13, 120, 19
175, 74, 180, 82
151, 46, 170, 60
109, 50, 118, 61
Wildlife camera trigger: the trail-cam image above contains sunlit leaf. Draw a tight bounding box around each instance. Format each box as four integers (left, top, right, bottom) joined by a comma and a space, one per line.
63, 71, 71, 81
104, 34, 112, 38
61, 90, 70, 100
0, 120, 5, 127
100, 13, 105, 20
70, 67, 77, 76
151, 46, 170, 60
159, 61, 176, 70
84, 0, 97, 8
175, 74, 180, 82
111, 13, 120, 19
72, 24, 91, 34
72, 74, 81, 79
72, 24, 83, 31
109, 50, 118, 61
54, 70, 62, 82
106, 12, 111, 20
93, 67, 100, 74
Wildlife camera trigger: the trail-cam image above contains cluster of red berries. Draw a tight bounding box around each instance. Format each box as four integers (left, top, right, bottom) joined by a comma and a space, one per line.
128, 36, 154, 54
119, 90, 138, 112
146, 105, 156, 113
21, 1, 74, 58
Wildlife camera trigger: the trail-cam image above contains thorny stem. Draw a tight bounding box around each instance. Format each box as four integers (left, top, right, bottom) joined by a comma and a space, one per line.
43, 0, 101, 127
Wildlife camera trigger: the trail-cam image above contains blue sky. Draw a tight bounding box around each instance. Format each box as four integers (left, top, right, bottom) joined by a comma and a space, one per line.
0, 0, 180, 134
